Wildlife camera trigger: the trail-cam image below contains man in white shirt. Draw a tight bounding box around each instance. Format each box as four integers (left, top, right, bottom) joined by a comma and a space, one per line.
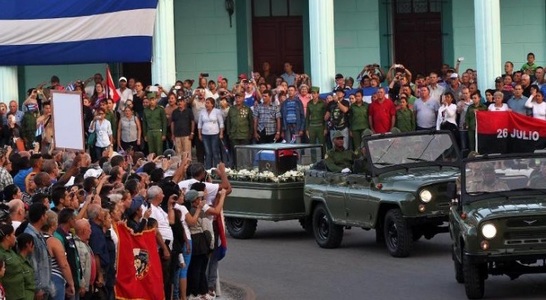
428, 72, 445, 103
116, 77, 133, 113
8, 199, 25, 231
147, 185, 176, 298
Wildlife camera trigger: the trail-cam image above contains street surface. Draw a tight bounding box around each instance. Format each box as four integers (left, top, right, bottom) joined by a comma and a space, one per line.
220, 220, 546, 300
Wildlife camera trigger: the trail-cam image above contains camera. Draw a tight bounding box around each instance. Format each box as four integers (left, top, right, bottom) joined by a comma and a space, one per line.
200, 73, 209, 77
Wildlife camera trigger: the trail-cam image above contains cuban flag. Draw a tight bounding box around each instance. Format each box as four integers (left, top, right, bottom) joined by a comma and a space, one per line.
319, 87, 389, 104
0, 0, 158, 65
106, 66, 121, 102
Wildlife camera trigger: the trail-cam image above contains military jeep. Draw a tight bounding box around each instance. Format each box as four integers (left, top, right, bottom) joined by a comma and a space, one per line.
221, 143, 323, 239
449, 154, 546, 299
304, 130, 460, 257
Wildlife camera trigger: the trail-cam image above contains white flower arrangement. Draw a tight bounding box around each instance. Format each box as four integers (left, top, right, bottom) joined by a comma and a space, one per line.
207, 165, 310, 183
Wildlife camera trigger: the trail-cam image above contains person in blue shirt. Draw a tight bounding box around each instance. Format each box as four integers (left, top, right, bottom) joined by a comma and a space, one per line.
507, 84, 529, 115
280, 85, 305, 143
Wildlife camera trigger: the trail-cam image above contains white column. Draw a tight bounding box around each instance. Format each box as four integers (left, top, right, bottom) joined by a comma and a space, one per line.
474, 0, 501, 91
151, 0, 176, 88
0, 67, 18, 104
309, 0, 336, 93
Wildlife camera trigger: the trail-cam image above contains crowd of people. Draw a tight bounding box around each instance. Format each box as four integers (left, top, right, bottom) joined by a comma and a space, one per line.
2, 54, 545, 166
0, 52, 544, 299
0, 145, 231, 300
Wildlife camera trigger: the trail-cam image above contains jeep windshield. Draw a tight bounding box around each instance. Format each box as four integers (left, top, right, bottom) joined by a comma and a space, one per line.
367, 132, 459, 169
464, 157, 546, 195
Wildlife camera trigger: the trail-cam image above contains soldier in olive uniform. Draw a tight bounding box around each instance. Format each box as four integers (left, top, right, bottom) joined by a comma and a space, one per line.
470, 165, 509, 192
306, 87, 326, 146
324, 131, 359, 172
143, 95, 167, 155
465, 92, 487, 152
227, 92, 254, 167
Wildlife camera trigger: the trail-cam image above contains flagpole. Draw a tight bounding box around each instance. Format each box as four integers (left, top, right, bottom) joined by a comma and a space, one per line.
106, 64, 110, 99
475, 110, 478, 154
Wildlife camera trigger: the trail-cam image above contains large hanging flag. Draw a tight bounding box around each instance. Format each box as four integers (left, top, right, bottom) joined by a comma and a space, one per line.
476, 111, 546, 154
115, 223, 165, 300
105, 66, 121, 103
0, 1, 158, 65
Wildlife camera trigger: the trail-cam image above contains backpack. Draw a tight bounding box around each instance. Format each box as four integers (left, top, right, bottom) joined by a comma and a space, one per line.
284, 100, 298, 124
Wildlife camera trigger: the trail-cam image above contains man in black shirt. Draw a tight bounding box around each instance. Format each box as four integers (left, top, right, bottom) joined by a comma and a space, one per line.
171, 99, 195, 160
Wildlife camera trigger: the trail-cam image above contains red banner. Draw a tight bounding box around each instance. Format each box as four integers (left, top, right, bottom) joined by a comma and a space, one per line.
476, 111, 546, 154
115, 223, 164, 300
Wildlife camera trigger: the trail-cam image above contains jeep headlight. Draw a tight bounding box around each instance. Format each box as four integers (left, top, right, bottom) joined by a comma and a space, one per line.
481, 223, 497, 239
419, 189, 432, 203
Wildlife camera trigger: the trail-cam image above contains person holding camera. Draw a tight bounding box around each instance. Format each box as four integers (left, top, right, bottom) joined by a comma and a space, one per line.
333, 73, 349, 92
357, 63, 385, 85
88, 108, 113, 162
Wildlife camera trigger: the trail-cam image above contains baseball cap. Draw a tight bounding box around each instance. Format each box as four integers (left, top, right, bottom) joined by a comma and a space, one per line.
83, 168, 103, 179
119, 77, 127, 82
332, 131, 344, 139
185, 190, 205, 203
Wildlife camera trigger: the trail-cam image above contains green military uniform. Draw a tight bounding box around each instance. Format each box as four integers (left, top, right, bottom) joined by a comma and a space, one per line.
19, 254, 35, 300
465, 103, 487, 152
143, 106, 167, 155
0, 247, 34, 300
407, 95, 417, 107
306, 99, 326, 145
324, 148, 358, 172
105, 110, 117, 142
395, 108, 415, 132
324, 131, 359, 172
227, 105, 253, 144
21, 111, 38, 149
349, 103, 369, 151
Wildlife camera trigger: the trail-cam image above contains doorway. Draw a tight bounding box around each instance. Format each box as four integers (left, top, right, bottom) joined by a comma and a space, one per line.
121, 63, 152, 87
393, 0, 443, 75
251, 0, 304, 76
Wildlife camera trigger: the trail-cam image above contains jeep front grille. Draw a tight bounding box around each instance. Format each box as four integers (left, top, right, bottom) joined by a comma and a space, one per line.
506, 216, 546, 228
504, 231, 546, 245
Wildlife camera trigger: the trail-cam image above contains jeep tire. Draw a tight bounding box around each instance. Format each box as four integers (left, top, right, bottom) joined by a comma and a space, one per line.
383, 208, 413, 257
462, 254, 485, 299
452, 246, 464, 284
312, 204, 343, 248
226, 217, 257, 239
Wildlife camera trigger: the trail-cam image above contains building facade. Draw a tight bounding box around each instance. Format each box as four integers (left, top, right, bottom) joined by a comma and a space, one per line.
2, 0, 545, 102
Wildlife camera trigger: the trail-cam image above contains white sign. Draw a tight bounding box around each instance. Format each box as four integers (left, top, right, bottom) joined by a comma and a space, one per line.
51, 91, 84, 151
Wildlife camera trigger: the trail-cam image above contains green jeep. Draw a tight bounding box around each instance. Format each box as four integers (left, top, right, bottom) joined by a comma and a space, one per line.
304, 131, 460, 257
449, 154, 546, 299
